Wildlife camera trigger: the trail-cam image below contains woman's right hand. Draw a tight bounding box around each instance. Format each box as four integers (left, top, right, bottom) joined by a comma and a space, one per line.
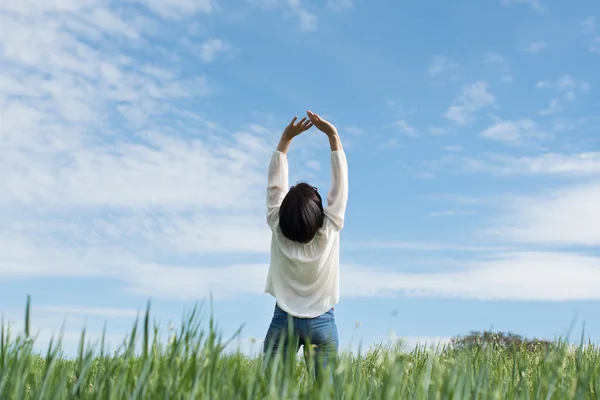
307, 110, 338, 137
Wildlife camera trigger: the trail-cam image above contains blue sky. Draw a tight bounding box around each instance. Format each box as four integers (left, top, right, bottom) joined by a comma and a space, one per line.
1, 0, 600, 356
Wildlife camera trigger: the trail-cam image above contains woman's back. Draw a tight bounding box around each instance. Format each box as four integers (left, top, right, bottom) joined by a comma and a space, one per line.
264, 148, 348, 318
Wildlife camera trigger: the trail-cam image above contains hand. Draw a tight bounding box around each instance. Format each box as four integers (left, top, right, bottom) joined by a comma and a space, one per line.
307, 110, 337, 137
281, 116, 313, 140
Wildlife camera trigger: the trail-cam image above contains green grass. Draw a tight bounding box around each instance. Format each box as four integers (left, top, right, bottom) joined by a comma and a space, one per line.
1, 298, 599, 399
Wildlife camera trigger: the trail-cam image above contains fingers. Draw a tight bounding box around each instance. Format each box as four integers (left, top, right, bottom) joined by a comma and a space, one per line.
301, 121, 313, 131
299, 117, 313, 130
306, 110, 320, 122
286, 113, 315, 133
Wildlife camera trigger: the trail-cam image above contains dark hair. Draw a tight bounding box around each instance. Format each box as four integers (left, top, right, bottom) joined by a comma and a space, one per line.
279, 182, 324, 243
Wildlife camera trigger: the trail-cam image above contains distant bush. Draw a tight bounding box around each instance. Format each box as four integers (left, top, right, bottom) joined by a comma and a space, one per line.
451, 330, 554, 352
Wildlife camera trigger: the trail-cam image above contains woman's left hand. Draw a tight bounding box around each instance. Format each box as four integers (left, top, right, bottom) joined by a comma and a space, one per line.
281, 116, 313, 140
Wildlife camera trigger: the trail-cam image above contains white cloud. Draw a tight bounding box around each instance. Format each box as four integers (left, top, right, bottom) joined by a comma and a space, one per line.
127, 263, 269, 299
349, 241, 502, 252
428, 210, 476, 217
535, 75, 590, 114
536, 75, 590, 94
199, 38, 232, 63
502, 0, 546, 14
501, 75, 514, 83
540, 99, 562, 116
428, 127, 447, 135
590, 37, 600, 54
394, 120, 418, 136
327, 0, 353, 10
484, 52, 505, 64
83, 8, 142, 39
342, 251, 600, 300
581, 15, 596, 34
0, 231, 268, 299
4, 232, 600, 302
428, 55, 459, 76
452, 152, 600, 176
128, 0, 216, 18
480, 119, 551, 144
0, 0, 101, 14
444, 145, 463, 152
524, 42, 548, 54
249, 0, 317, 31
343, 125, 363, 135
296, 7, 317, 31
0, 0, 285, 304
306, 160, 321, 171
443, 81, 495, 125
0, 131, 267, 209
489, 182, 600, 246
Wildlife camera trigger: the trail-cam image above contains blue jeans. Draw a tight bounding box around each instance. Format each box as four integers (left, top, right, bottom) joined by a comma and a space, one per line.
263, 303, 339, 380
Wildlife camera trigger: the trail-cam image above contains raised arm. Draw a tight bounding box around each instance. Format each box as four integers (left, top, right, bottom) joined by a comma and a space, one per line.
266, 116, 313, 227
324, 145, 348, 230
306, 110, 348, 230
266, 149, 288, 228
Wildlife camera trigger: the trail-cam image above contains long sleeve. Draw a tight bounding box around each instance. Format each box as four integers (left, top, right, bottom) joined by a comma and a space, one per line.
266, 150, 289, 228
324, 150, 348, 231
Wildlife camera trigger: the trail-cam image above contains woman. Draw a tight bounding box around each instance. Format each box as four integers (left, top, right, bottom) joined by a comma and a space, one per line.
263, 110, 349, 380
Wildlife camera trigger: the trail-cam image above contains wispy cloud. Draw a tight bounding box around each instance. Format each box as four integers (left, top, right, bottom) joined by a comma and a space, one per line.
394, 120, 418, 136
130, 0, 216, 18
428, 127, 448, 135
488, 182, 600, 246
433, 152, 600, 176
199, 38, 232, 63
480, 119, 551, 145
524, 42, 548, 54
580, 15, 599, 54
349, 241, 502, 252
502, 0, 546, 14
444, 145, 463, 152
0, 0, 283, 301
590, 37, 600, 54
428, 210, 477, 218
483, 52, 513, 84
428, 55, 459, 76
484, 52, 505, 64
536, 75, 590, 114
342, 252, 600, 300
539, 99, 562, 116
249, 0, 317, 31
343, 125, 364, 135
581, 15, 596, 34
0, 231, 268, 298
306, 160, 321, 171
443, 81, 495, 125
6, 228, 600, 303
327, 0, 353, 10
536, 75, 590, 94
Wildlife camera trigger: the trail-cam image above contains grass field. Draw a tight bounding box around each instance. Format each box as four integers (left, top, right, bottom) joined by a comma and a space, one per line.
1, 298, 599, 399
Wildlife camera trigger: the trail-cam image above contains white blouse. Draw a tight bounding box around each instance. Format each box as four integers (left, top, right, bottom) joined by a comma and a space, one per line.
264, 149, 349, 318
